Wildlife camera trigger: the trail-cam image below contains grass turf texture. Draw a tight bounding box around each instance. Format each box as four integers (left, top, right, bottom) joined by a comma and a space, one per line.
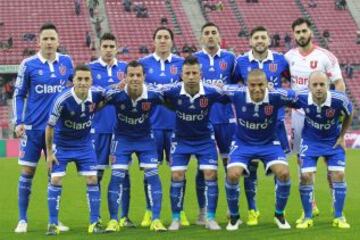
0, 150, 359, 240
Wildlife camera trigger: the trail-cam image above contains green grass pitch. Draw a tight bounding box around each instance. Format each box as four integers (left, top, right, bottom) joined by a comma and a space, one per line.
0, 150, 359, 240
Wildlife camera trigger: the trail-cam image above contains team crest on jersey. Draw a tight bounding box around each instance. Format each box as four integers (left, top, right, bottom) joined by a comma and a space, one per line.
199, 97, 208, 108
219, 60, 227, 70
264, 105, 273, 116
142, 102, 151, 111
310, 60, 318, 69
326, 108, 336, 118
269, 63, 277, 72
170, 65, 178, 75
59, 65, 67, 76
89, 103, 96, 113
117, 71, 125, 81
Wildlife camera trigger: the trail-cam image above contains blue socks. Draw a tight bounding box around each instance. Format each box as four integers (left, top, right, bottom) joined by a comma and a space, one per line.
48, 184, 62, 225
205, 179, 218, 220
144, 168, 162, 220
121, 172, 130, 218
275, 178, 291, 214
225, 178, 240, 217
299, 184, 313, 218
107, 170, 126, 221
87, 184, 101, 224
333, 181, 347, 218
196, 170, 206, 210
18, 173, 33, 221
244, 161, 258, 211
170, 180, 185, 219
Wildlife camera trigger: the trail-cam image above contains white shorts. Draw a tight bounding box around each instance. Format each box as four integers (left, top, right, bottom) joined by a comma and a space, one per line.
291, 110, 305, 155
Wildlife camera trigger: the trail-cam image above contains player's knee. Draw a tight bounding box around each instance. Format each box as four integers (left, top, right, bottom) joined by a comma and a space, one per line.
22, 165, 36, 176
171, 171, 185, 181
203, 169, 217, 180
51, 176, 62, 186
275, 166, 290, 181
86, 175, 98, 185
300, 172, 313, 184
330, 171, 345, 182
227, 167, 241, 183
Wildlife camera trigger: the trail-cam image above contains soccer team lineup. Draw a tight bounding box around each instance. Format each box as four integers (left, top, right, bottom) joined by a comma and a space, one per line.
12, 17, 353, 236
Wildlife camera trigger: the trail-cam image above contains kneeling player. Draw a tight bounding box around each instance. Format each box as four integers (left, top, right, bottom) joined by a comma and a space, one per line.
105, 61, 166, 232
225, 69, 294, 230
45, 65, 105, 235
294, 71, 352, 229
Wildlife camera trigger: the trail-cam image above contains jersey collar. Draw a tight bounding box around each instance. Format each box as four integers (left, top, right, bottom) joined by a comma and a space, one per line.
308, 91, 331, 107
153, 53, 173, 63
98, 57, 118, 67
248, 50, 274, 63
37, 52, 60, 64
71, 87, 93, 104
202, 47, 221, 58
125, 84, 148, 101
180, 82, 205, 101
246, 87, 269, 104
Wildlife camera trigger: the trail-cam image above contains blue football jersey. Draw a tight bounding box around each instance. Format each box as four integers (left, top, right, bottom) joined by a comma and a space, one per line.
14, 53, 74, 130
88, 58, 127, 133
162, 82, 229, 140
139, 53, 184, 130
224, 85, 296, 145
48, 87, 105, 149
105, 85, 164, 139
293, 90, 352, 145
194, 49, 236, 124
234, 50, 290, 120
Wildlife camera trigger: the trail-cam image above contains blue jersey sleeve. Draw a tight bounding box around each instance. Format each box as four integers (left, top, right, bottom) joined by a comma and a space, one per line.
233, 57, 244, 84
48, 95, 64, 127
13, 60, 31, 125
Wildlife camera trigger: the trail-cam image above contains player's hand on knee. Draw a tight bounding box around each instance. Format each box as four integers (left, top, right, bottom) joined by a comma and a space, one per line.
47, 152, 58, 171
333, 136, 345, 150
15, 124, 25, 138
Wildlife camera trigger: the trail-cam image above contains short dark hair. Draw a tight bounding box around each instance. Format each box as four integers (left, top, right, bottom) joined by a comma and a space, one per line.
292, 17, 312, 30
39, 22, 58, 33
183, 55, 199, 66
153, 26, 174, 41
100, 32, 117, 44
125, 60, 144, 74
74, 64, 91, 73
201, 22, 220, 33
250, 26, 268, 37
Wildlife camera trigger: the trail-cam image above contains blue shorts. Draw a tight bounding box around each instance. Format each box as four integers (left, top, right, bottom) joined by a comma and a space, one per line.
18, 130, 46, 167
299, 141, 346, 173
51, 145, 98, 177
153, 129, 172, 163
110, 135, 158, 170
228, 141, 287, 176
170, 136, 218, 171
92, 133, 112, 170
276, 120, 290, 154
213, 123, 236, 157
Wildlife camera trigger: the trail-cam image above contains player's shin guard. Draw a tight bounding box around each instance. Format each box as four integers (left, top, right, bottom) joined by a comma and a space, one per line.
196, 170, 206, 210
332, 182, 347, 218
225, 178, 240, 216
18, 173, 33, 221
299, 184, 313, 218
48, 184, 62, 225
170, 179, 185, 219
275, 178, 291, 214
144, 168, 162, 220
205, 179, 218, 220
120, 172, 130, 218
107, 170, 126, 220
244, 161, 258, 211
143, 177, 151, 211
87, 184, 101, 224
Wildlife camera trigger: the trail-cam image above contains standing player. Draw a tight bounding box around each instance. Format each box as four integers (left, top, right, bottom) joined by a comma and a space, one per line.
234, 26, 290, 226
88, 33, 132, 227
45, 65, 105, 235
13, 23, 73, 233
293, 71, 352, 229
194, 22, 236, 224
139, 27, 187, 227
105, 61, 166, 232
285, 17, 346, 220
225, 69, 294, 231
165, 56, 229, 231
